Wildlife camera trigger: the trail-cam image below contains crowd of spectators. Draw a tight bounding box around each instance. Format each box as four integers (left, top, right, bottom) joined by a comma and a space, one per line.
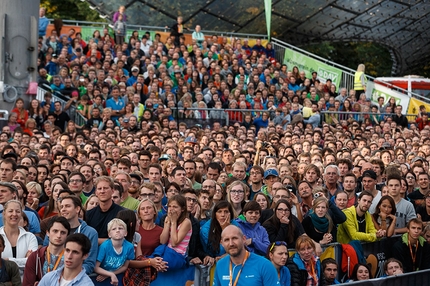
0, 6, 428, 286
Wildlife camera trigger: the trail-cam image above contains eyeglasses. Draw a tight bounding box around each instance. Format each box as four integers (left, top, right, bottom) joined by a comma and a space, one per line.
139, 193, 155, 198
277, 208, 290, 213
69, 179, 82, 184
269, 241, 288, 252
274, 195, 290, 199
230, 190, 244, 195
186, 197, 198, 203
202, 185, 215, 189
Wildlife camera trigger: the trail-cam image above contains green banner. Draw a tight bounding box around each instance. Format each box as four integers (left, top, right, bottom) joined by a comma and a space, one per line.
283, 47, 343, 88
264, 0, 272, 41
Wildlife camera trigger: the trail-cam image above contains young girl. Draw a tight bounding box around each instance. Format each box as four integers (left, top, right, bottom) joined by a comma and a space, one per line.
95, 218, 135, 285
157, 195, 192, 270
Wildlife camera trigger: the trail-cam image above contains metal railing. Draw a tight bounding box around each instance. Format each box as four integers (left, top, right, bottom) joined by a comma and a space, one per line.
320, 110, 417, 125
271, 38, 430, 104
36, 85, 88, 127
170, 107, 276, 126
49, 19, 268, 39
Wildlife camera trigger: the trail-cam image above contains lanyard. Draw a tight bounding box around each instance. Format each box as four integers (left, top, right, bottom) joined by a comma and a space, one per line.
409, 239, 418, 268
229, 251, 249, 286
47, 248, 65, 273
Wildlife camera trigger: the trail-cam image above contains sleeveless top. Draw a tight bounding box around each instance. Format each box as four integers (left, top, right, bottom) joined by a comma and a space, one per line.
168, 221, 192, 256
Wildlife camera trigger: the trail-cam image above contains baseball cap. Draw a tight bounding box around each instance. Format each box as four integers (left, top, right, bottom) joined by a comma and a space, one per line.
362, 170, 377, 180
131, 66, 139, 72
184, 137, 197, 144
159, 154, 171, 161
123, 118, 129, 123
264, 169, 279, 179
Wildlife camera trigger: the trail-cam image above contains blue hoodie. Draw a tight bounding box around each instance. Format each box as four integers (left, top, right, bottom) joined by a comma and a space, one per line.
279, 265, 292, 286
236, 219, 270, 256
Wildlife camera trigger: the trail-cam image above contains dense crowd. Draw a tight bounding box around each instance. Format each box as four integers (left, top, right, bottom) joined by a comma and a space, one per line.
0, 6, 427, 286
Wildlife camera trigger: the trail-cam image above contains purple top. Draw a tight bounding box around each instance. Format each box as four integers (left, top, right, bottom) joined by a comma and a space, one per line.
113, 11, 127, 23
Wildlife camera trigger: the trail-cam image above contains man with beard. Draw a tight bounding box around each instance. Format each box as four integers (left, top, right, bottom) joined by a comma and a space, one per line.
213, 225, 278, 285
337, 191, 385, 244
79, 164, 95, 197
128, 174, 142, 199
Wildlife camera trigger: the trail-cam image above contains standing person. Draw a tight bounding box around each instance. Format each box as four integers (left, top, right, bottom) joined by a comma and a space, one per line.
113, 5, 127, 23
353, 64, 367, 101
113, 14, 127, 46
39, 7, 49, 38
213, 225, 279, 286
37, 234, 94, 286
392, 218, 430, 273
23, 217, 71, 285
167, 16, 188, 47
267, 241, 291, 286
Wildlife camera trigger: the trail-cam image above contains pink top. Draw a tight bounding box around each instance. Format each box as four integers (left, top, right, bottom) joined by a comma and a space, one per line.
168, 222, 192, 256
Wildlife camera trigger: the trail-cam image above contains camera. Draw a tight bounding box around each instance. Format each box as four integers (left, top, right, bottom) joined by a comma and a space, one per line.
313, 193, 320, 199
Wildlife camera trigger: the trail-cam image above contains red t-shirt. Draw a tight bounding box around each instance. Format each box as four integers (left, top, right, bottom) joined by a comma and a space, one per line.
138, 224, 163, 256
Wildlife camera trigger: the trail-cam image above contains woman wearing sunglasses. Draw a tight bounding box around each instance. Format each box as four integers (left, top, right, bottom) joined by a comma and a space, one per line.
267, 241, 291, 286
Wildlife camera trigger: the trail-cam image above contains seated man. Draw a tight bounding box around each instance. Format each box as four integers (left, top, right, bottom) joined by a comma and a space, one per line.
337, 191, 385, 244
392, 218, 430, 273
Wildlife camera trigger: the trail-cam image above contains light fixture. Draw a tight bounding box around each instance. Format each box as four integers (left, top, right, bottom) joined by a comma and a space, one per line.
89, 5, 96, 10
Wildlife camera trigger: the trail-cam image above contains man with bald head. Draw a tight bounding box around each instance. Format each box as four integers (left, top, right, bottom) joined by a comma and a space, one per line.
213, 225, 278, 286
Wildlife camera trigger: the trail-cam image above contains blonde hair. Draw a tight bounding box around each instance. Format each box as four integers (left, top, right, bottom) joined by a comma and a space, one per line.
26, 181, 42, 197
137, 198, 158, 221
357, 64, 365, 72
107, 218, 127, 232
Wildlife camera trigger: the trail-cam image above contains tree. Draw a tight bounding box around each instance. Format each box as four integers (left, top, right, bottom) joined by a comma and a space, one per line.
41, 0, 105, 22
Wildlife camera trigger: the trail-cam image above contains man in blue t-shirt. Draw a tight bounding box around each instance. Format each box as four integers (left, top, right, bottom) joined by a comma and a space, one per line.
213, 225, 279, 286
105, 86, 125, 121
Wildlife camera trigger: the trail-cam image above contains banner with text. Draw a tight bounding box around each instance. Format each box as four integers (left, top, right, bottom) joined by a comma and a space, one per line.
366, 81, 410, 113
407, 97, 430, 115
283, 48, 343, 88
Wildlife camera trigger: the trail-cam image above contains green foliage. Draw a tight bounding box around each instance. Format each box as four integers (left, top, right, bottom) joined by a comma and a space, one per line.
302, 41, 393, 77
41, 0, 105, 22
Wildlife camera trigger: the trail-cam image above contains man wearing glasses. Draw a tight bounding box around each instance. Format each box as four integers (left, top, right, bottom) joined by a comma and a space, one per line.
68, 172, 88, 205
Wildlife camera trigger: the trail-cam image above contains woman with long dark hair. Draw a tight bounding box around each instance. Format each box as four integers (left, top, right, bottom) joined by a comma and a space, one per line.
200, 201, 237, 260
262, 199, 304, 247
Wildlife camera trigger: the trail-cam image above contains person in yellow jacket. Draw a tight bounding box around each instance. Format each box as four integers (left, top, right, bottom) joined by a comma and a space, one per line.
337, 191, 385, 244
354, 64, 367, 101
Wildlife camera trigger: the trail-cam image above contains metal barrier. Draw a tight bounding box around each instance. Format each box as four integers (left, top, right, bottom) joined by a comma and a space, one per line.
344, 269, 430, 286
320, 110, 417, 125
170, 107, 277, 126
36, 85, 86, 126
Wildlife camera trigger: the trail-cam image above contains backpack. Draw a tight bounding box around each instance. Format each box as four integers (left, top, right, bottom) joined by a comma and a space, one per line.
340, 244, 359, 278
